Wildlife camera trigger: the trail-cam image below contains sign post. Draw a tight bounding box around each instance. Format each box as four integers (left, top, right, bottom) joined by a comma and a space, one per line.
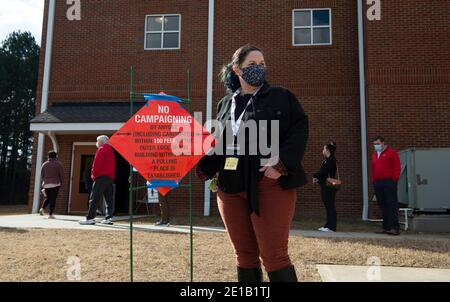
110, 68, 212, 282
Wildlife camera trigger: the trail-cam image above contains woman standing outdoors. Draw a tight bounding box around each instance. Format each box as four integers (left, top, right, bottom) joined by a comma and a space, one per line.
39, 150, 64, 219
313, 142, 338, 232
197, 45, 309, 282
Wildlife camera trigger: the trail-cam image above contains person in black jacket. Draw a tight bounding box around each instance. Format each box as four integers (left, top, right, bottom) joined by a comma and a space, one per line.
313, 142, 338, 232
197, 44, 309, 282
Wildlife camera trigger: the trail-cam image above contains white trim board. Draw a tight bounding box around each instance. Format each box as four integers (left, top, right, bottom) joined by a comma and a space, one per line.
30, 123, 124, 132
203, 0, 215, 217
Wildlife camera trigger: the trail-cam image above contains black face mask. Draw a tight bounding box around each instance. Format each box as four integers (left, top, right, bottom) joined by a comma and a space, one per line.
241, 64, 266, 87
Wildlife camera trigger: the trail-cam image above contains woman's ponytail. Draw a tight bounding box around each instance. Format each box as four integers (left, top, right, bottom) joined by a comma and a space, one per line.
219, 63, 240, 92
326, 141, 337, 155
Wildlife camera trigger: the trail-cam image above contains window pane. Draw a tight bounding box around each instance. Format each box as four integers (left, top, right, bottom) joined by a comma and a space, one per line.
294, 11, 310, 27
313, 28, 330, 44
163, 33, 179, 48
313, 10, 330, 26
164, 16, 179, 31
146, 33, 162, 48
294, 28, 311, 45
147, 16, 163, 31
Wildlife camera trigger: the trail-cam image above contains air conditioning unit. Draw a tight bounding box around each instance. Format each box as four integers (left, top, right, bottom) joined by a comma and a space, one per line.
398, 148, 450, 212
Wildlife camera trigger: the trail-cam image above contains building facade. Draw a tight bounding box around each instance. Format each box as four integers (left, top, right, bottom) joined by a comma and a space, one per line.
28, 0, 450, 219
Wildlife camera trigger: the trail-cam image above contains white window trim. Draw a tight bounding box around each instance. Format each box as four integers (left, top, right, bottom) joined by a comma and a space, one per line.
144, 14, 181, 50
292, 8, 332, 46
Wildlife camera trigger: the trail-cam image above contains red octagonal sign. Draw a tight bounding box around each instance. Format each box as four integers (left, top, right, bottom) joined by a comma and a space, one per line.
109, 94, 213, 195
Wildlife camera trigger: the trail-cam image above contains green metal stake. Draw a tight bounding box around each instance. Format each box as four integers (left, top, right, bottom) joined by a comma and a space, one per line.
129, 66, 135, 282
125, 67, 193, 282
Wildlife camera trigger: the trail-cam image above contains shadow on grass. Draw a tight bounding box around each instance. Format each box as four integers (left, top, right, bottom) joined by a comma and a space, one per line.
0, 204, 29, 216
295, 235, 450, 256
0, 227, 29, 234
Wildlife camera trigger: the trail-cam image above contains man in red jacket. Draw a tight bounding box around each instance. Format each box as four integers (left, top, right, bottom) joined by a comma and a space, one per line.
371, 136, 401, 235
79, 135, 116, 225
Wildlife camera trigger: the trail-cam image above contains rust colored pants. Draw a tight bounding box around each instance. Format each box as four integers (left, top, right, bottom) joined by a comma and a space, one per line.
217, 176, 297, 272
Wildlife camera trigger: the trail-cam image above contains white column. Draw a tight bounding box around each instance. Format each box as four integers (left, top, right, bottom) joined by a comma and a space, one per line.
358, 0, 369, 220
40, 0, 56, 112
31, 0, 56, 213
32, 133, 45, 213
203, 0, 215, 216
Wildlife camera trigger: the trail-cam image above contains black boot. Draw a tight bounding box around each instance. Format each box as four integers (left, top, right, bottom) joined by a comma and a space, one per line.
237, 267, 263, 282
268, 265, 298, 282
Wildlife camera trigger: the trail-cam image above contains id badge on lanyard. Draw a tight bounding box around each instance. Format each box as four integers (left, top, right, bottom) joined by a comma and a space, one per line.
224, 87, 261, 171
224, 136, 240, 170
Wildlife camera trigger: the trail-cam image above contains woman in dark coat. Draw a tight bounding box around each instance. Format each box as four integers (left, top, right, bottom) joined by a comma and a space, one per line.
313, 142, 338, 232
197, 44, 309, 282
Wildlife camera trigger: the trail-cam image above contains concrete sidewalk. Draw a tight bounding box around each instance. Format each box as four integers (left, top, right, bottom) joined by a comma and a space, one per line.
317, 264, 450, 282
290, 229, 450, 241
0, 214, 227, 234
1, 214, 449, 241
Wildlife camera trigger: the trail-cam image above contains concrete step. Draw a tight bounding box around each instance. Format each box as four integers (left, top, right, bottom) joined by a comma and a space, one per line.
317, 265, 450, 282
412, 215, 450, 233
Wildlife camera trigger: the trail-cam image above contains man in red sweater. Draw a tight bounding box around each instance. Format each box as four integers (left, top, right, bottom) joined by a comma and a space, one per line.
371, 136, 401, 235
79, 135, 116, 225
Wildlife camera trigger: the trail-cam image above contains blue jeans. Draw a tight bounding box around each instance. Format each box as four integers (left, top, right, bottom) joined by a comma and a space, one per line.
374, 179, 400, 231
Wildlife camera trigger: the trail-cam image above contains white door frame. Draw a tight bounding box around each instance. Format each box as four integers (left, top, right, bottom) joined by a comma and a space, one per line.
68, 142, 96, 213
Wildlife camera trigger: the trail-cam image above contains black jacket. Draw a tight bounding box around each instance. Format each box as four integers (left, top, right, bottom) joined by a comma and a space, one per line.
313, 156, 337, 186
197, 82, 309, 214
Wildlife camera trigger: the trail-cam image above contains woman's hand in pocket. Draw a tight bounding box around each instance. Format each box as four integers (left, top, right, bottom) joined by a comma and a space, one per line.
259, 165, 281, 179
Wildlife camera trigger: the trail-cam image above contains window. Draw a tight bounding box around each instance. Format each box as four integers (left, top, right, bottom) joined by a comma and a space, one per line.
293, 9, 332, 46
79, 155, 94, 194
145, 14, 181, 50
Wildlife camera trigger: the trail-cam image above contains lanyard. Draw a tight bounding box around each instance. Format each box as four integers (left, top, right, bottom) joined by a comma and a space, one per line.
230, 86, 262, 137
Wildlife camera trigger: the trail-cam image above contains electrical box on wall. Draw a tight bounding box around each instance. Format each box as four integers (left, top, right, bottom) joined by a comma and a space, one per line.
398, 148, 450, 212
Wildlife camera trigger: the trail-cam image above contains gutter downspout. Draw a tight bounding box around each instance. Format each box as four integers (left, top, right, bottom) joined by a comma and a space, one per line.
357, 0, 369, 220
32, 0, 56, 213
203, 0, 215, 216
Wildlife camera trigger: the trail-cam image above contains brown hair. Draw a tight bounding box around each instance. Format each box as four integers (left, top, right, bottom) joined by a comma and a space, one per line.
325, 141, 337, 155
219, 44, 263, 92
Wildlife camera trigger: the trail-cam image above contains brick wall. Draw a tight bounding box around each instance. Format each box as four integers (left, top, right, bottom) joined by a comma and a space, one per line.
364, 0, 450, 217
212, 0, 362, 219
29, 0, 450, 220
